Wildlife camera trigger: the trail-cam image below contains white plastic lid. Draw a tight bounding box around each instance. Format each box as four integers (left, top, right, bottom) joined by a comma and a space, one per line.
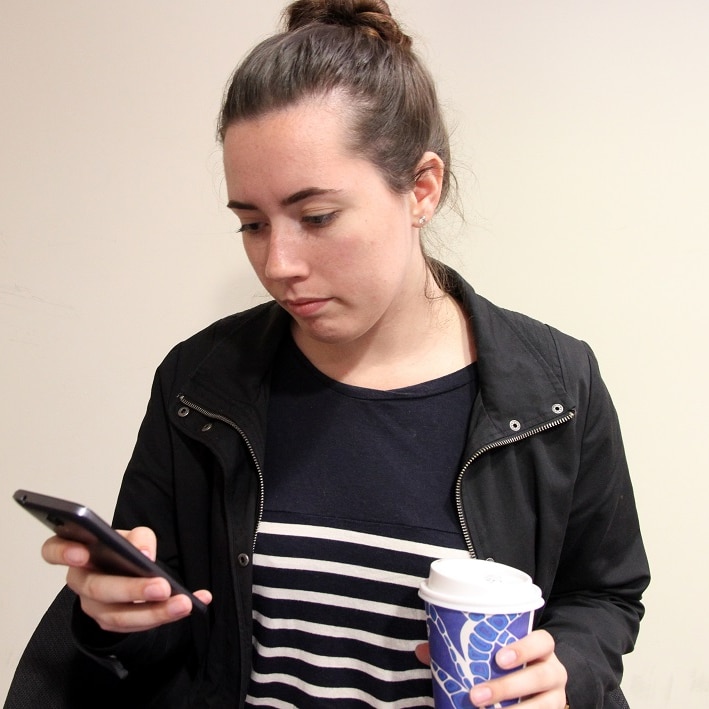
419, 558, 544, 614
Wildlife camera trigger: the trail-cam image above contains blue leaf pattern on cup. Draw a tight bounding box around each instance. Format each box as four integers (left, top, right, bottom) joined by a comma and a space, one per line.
425, 604, 532, 708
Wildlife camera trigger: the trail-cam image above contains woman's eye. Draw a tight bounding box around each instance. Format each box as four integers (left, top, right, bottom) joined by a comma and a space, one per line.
304, 212, 337, 228
237, 222, 263, 234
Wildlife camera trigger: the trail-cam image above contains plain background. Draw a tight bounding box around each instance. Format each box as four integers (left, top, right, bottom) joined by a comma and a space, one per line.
2, 1, 707, 705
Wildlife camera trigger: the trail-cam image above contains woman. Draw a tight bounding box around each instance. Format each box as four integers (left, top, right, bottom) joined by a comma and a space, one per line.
39, 1, 649, 707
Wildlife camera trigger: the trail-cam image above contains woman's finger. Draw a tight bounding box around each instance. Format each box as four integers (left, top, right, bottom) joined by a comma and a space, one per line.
80, 594, 195, 633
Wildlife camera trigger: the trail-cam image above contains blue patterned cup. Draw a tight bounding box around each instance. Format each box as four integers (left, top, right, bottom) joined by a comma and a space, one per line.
419, 559, 544, 708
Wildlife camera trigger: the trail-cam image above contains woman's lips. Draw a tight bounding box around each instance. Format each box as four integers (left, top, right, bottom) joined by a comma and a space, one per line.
282, 298, 331, 318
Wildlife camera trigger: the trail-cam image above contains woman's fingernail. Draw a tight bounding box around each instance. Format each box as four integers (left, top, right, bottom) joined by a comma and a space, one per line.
470, 685, 492, 705
65, 547, 86, 564
166, 594, 191, 617
497, 648, 517, 667
144, 582, 169, 601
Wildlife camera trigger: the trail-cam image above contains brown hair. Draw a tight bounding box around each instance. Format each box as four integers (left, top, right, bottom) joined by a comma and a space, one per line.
217, 0, 453, 211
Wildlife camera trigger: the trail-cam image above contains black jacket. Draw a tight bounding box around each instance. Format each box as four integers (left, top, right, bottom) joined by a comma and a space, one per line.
67, 271, 649, 708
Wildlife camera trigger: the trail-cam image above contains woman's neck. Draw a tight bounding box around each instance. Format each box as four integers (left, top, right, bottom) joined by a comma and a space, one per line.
292, 284, 477, 391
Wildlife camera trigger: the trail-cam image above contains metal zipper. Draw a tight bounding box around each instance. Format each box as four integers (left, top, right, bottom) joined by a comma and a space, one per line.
454, 410, 576, 558
178, 394, 265, 552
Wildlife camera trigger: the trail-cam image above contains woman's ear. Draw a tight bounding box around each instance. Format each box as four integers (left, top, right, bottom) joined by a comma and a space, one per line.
410, 151, 445, 226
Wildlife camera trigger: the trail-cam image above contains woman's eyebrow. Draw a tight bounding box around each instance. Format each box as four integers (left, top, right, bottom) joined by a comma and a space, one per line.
227, 187, 341, 210
281, 187, 341, 206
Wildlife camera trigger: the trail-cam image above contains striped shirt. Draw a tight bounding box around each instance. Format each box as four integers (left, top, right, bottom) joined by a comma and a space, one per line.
245, 337, 477, 707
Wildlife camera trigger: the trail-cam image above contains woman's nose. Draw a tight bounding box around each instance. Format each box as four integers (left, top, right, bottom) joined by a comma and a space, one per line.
263, 227, 308, 281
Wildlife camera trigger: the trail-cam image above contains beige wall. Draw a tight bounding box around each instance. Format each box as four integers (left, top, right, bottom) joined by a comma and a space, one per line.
2, 1, 707, 705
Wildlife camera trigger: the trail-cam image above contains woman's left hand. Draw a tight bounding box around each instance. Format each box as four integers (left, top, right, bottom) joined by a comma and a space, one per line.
416, 629, 567, 708
469, 630, 567, 708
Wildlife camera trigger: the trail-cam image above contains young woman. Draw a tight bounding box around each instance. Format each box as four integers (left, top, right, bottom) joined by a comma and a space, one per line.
37, 1, 649, 707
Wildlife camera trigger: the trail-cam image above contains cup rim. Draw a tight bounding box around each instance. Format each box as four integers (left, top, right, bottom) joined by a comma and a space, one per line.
418, 558, 544, 613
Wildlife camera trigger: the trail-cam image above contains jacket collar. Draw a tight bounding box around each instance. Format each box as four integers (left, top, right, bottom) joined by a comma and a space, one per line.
178, 268, 575, 452
449, 269, 575, 452
177, 302, 291, 459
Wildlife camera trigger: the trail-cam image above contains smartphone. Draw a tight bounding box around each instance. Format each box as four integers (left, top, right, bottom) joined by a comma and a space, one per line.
13, 489, 208, 614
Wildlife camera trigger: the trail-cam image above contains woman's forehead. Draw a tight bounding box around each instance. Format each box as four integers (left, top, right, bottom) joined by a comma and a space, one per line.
222, 97, 366, 185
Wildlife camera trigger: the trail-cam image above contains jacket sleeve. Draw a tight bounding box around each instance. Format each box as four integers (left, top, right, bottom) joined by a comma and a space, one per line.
71, 345, 206, 689
539, 342, 650, 709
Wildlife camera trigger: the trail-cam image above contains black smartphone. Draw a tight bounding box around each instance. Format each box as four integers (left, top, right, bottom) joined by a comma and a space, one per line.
13, 489, 208, 614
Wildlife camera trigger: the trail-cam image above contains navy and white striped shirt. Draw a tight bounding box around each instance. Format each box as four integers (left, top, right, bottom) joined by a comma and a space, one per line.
246, 337, 477, 707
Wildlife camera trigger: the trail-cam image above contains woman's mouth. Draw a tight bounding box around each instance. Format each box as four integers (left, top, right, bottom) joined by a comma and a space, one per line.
282, 298, 331, 318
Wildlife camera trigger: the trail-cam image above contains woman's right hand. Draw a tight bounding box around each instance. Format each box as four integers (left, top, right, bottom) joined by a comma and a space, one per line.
41, 526, 212, 633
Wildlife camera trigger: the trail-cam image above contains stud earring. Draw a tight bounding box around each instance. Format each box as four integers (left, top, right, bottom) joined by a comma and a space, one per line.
418, 215, 427, 226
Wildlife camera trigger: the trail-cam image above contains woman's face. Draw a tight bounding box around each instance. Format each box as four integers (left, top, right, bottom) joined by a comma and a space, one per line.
223, 95, 428, 349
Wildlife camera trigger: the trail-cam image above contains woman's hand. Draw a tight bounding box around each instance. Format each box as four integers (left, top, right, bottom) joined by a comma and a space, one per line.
41, 526, 212, 633
416, 629, 567, 708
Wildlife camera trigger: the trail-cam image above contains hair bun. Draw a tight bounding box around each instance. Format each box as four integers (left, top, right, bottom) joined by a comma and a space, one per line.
284, 0, 411, 48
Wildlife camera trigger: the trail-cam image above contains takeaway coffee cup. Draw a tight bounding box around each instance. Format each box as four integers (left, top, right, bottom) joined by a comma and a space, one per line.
419, 558, 544, 708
